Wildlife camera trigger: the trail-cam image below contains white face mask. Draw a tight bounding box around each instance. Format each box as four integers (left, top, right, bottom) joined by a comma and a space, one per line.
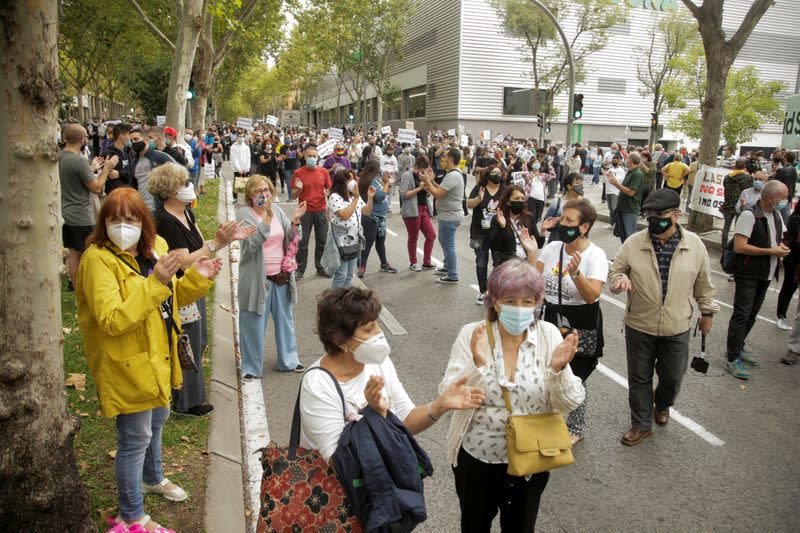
107, 223, 141, 251
351, 332, 390, 365
347, 179, 358, 193
176, 182, 196, 204
184, 134, 192, 142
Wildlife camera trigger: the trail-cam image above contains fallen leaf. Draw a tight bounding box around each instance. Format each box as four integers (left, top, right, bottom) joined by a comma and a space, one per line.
79, 412, 90, 417
108, 449, 117, 459
79, 461, 89, 470
95, 410, 102, 416
164, 471, 174, 477
78, 394, 85, 402
65, 373, 86, 391
245, 509, 253, 518
740, 384, 748, 390
62, 327, 73, 335
180, 436, 190, 442
218, 303, 232, 313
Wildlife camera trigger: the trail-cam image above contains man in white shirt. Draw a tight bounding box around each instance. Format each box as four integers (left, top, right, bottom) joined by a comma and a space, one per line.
603, 155, 625, 229
230, 135, 251, 202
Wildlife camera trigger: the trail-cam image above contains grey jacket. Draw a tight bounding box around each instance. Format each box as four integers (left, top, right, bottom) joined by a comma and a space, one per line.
236, 205, 301, 313
398, 170, 433, 218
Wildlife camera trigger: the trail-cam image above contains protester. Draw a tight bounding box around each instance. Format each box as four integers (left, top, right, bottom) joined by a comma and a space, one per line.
102, 122, 132, 192
238, 175, 308, 380
736, 170, 768, 214
661, 157, 691, 195
486, 185, 544, 266
467, 167, 505, 303
772, 151, 797, 225
398, 155, 437, 273
299, 286, 484, 461
291, 145, 332, 279
357, 160, 396, 276
602, 155, 624, 229
608, 189, 718, 445
329, 169, 374, 288
230, 134, 251, 201
525, 159, 555, 223
159, 127, 190, 168
440, 259, 584, 531
128, 128, 174, 212
76, 188, 220, 532
606, 151, 645, 242
777, 200, 800, 332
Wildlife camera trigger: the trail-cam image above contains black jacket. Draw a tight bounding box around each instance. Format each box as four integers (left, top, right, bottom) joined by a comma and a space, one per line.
487, 215, 543, 264
128, 148, 174, 190
101, 143, 131, 193
333, 406, 433, 533
733, 203, 782, 280
775, 165, 798, 199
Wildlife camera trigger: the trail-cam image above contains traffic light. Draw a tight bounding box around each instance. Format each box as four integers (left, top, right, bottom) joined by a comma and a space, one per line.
650, 112, 659, 129
545, 123, 551, 133
573, 94, 584, 119
187, 78, 196, 100
537, 113, 544, 128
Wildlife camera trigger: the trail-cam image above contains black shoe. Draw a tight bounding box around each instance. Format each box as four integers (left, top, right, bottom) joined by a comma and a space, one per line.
434, 267, 448, 274
379, 264, 398, 273
317, 270, 332, 278
242, 373, 257, 382
436, 276, 459, 284
293, 364, 306, 373
295, 272, 304, 280
175, 404, 214, 417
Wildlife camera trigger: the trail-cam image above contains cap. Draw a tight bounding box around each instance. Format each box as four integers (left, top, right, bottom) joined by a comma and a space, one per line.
642, 189, 680, 212
163, 127, 177, 138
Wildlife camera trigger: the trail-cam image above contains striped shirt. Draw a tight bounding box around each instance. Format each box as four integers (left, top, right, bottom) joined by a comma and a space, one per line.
651, 227, 682, 302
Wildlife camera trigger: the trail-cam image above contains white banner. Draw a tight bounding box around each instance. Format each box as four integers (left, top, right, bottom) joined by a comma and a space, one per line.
447, 128, 456, 136
381, 125, 392, 135
510, 171, 526, 188
237, 117, 253, 130
397, 128, 417, 144
481, 130, 491, 141
328, 127, 344, 141
204, 163, 215, 178
516, 146, 526, 158
520, 149, 534, 162
460, 134, 469, 147
495, 134, 505, 143
317, 139, 336, 159
156, 115, 166, 127
265, 115, 278, 126
689, 165, 727, 218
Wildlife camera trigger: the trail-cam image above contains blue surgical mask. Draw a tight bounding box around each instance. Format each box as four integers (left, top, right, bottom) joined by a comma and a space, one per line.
148, 140, 156, 150
531, 163, 541, 171
498, 304, 535, 335
778, 199, 789, 210
124, 140, 132, 148
306, 156, 318, 168
753, 180, 764, 191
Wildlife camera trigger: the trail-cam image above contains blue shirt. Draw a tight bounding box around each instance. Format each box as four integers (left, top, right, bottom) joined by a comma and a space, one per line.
651, 226, 682, 302
370, 177, 389, 217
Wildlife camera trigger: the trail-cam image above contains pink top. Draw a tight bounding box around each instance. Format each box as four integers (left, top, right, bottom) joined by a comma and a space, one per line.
260, 211, 285, 276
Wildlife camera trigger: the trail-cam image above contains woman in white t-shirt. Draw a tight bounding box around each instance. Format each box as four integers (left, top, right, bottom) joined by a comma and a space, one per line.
328, 169, 374, 288
299, 287, 485, 462
535, 199, 607, 444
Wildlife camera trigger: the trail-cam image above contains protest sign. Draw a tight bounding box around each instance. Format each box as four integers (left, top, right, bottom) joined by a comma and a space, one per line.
520, 149, 534, 162
447, 128, 456, 136
510, 171, 526, 188
237, 117, 253, 130
495, 134, 504, 143
156, 115, 166, 127
317, 139, 336, 159
266, 115, 278, 126
329, 127, 344, 141
460, 134, 469, 147
397, 128, 417, 144
481, 130, 491, 141
204, 163, 215, 179
689, 165, 727, 218
381, 125, 392, 135
405, 121, 414, 130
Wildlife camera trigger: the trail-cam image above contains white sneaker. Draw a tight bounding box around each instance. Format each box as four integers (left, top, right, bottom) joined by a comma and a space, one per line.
410, 263, 422, 272
776, 317, 792, 331
476, 293, 486, 305
603, 224, 614, 229
142, 478, 187, 502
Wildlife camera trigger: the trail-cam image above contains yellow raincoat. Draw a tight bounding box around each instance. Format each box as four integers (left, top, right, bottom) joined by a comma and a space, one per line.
75, 236, 212, 418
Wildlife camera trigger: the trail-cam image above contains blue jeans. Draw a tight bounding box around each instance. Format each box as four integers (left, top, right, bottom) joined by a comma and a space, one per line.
332, 257, 357, 288
618, 211, 638, 243
438, 219, 461, 280
592, 166, 601, 185
115, 407, 169, 521
240, 282, 299, 376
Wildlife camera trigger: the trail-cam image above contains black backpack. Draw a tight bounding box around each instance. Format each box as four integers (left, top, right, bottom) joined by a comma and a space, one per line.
720, 238, 736, 274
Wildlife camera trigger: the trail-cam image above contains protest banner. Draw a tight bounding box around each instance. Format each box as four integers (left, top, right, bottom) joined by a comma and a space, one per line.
317, 139, 336, 159
204, 163, 215, 179
381, 125, 392, 135
447, 128, 456, 136
481, 130, 491, 141
397, 128, 417, 144
460, 134, 469, 147
329, 127, 344, 141
689, 165, 727, 218
265, 115, 278, 126
156, 115, 166, 127
237, 117, 253, 130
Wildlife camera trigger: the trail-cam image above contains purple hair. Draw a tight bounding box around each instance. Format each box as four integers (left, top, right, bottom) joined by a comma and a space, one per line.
485, 259, 544, 321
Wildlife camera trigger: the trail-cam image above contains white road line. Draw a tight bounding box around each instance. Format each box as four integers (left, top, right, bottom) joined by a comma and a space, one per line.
352, 277, 408, 335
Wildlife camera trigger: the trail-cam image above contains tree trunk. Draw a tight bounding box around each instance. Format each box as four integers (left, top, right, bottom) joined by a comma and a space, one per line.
191, 13, 213, 132
0, 1, 95, 530
76, 86, 85, 123
376, 91, 383, 133
648, 97, 658, 150
166, 0, 204, 138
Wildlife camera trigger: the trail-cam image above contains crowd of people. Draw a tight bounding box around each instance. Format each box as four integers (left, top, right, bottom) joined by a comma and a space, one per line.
59, 115, 799, 532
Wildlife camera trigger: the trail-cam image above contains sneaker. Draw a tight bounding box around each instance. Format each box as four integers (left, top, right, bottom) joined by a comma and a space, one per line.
175, 404, 214, 417
357, 266, 366, 278
242, 373, 257, 382
295, 272, 304, 280
316, 269, 332, 279
476, 292, 485, 305
421, 263, 437, 269
603, 224, 614, 230
379, 264, 398, 273
726, 359, 752, 380
293, 364, 305, 373
436, 276, 459, 284
142, 478, 187, 502
776, 317, 792, 331
781, 350, 800, 365
739, 346, 759, 366
410, 263, 422, 272
434, 267, 448, 274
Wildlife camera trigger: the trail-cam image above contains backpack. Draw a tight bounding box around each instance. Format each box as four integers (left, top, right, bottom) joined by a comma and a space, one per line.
720, 238, 736, 274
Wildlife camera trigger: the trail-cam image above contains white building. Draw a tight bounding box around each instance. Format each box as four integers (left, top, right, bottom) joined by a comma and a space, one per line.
307, 0, 799, 152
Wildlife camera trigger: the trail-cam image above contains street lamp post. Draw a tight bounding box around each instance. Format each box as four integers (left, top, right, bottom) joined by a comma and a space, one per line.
527, 0, 575, 148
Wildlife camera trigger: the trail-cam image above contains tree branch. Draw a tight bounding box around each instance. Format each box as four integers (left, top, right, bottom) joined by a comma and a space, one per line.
728, 0, 775, 55
128, 0, 176, 51
680, 0, 701, 19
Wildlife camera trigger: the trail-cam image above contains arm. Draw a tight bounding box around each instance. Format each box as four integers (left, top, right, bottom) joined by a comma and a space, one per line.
607, 243, 632, 294
733, 234, 778, 256
692, 241, 720, 317
543, 327, 585, 412
334, 194, 360, 221
299, 375, 347, 462
174, 267, 214, 308
85, 156, 117, 194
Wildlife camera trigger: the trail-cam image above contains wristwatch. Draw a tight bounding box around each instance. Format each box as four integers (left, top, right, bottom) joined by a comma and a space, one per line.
207, 240, 218, 253
572, 269, 582, 278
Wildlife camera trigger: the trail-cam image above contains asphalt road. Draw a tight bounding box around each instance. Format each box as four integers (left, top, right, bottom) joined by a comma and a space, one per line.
256, 181, 800, 532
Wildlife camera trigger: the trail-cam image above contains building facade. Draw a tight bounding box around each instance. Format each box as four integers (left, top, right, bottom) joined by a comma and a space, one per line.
308, 0, 799, 150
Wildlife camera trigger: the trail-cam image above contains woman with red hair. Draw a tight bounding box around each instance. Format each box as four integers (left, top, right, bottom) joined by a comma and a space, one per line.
75, 188, 221, 532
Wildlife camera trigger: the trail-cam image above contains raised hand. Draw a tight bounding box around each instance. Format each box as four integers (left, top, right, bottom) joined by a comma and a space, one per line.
478, 187, 485, 202
368, 185, 377, 198
103, 155, 119, 171
495, 208, 507, 228
470, 323, 490, 368
293, 201, 307, 223
550, 330, 578, 372
438, 376, 485, 411
194, 257, 223, 279
519, 227, 539, 255
541, 216, 560, 231
364, 376, 389, 417
232, 222, 257, 241
153, 250, 181, 285
565, 250, 582, 276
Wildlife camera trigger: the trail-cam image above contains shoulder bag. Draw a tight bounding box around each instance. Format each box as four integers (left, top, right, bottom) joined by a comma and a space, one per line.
486, 321, 574, 477
257, 367, 362, 533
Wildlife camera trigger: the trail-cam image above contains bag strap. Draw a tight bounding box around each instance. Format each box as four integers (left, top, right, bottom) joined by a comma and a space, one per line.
558, 244, 565, 320
486, 319, 514, 414
288, 366, 347, 460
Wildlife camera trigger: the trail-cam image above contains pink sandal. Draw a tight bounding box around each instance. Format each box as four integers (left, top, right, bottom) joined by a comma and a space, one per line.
106, 515, 175, 533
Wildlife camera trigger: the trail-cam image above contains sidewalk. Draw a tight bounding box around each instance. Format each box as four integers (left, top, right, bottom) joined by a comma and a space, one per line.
574, 182, 726, 253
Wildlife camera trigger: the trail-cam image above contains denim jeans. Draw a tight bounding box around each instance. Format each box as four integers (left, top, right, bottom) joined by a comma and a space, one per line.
438, 219, 461, 280
239, 282, 300, 376
617, 211, 638, 243
592, 166, 601, 185
115, 407, 169, 521
332, 257, 357, 288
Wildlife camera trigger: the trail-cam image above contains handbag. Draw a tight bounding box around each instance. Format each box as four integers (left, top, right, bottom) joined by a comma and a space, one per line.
178, 302, 201, 325
486, 321, 574, 477
333, 214, 365, 261
556, 245, 599, 356
257, 367, 362, 533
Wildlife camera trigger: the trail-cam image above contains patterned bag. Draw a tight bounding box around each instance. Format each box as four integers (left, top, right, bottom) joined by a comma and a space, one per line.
257, 367, 362, 533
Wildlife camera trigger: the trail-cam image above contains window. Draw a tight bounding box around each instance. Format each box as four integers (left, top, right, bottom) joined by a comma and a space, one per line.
406, 85, 426, 118
383, 97, 401, 121
597, 78, 627, 94
503, 87, 547, 116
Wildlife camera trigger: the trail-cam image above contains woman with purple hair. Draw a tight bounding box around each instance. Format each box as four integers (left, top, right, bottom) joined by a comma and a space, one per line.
439, 259, 585, 532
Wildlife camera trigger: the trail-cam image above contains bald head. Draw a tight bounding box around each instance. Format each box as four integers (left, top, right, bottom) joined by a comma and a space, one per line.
63, 123, 87, 145
762, 179, 787, 200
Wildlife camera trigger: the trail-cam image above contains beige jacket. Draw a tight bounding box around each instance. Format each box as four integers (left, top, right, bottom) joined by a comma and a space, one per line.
608, 227, 719, 337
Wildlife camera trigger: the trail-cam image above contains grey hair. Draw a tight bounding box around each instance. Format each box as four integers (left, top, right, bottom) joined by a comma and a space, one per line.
628, 151, 642, 165
761, 179, 786, 200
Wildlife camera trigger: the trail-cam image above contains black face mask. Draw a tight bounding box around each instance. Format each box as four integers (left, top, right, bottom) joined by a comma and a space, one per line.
648, 216, 673, 235
509, 201, 525, 215
572, 185, 584, 196
488, 173, 502, 184
131, 140, 146, 153
558, 224, 581, 244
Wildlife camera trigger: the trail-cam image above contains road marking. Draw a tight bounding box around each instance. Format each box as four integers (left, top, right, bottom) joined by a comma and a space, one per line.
352, 277, 408, 335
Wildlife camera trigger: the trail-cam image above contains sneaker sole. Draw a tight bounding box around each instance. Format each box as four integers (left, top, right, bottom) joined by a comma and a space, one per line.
142, 489, 188, 502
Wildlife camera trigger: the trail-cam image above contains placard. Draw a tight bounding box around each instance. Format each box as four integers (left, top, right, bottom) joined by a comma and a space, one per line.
329, 127, 344, 141
265, 115, 278, 126
237, 117, 253, 130
510, 171, 526, 188
481, 130, 491, 141
460, 134, 469, 147
689, 165, 726, 218
447, 128, 456, 136
381, 125, 392, 135
782, 93, 800, 150
520, 149, 534, 162
405, 121, 414, 130
156, 115, 166, 127
397, 128, 417, 144
204, 163, 215, 178
316, 139, 336, 159
495, 134, 505, 143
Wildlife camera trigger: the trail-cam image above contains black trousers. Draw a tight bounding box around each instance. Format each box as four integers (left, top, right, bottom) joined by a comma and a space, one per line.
297, 211, 328, 275
727, 276, 771, 361
360, 215, 387, 269
452, 447, 549, 533
777, 254, 799, 318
